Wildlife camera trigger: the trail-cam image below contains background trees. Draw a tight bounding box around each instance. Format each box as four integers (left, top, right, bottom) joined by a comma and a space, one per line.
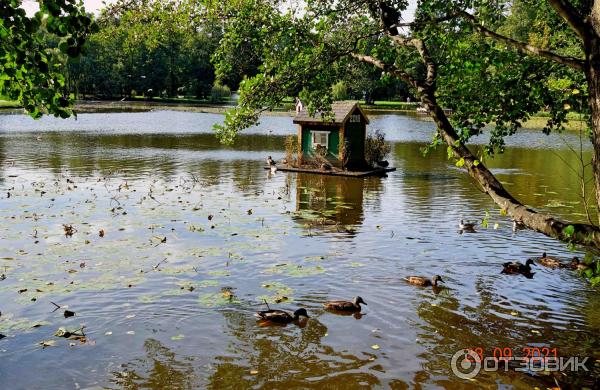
0, 0, 96, 117
207, 0, 600, 248
66, 0, 222, 100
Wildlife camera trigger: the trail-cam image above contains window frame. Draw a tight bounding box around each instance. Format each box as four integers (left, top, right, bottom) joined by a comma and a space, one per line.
310, 130, 329, 151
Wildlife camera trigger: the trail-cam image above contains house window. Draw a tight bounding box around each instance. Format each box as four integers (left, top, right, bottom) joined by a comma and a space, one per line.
350, 114, 361, 123
311, 131, 329, 150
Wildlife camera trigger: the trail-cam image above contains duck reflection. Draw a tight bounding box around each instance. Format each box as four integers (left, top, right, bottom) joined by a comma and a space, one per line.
207, 309, 381, 388
109, 338, 195, 389
292, 173, 383, 236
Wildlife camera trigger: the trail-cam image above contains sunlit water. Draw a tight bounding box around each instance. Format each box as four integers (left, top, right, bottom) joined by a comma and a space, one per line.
0, 110, 598, 389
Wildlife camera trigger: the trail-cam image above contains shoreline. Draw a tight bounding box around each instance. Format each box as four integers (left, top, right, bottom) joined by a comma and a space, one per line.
0, 99, 588, 131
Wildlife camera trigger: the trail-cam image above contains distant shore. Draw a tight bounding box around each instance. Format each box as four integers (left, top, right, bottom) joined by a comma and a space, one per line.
0, 98, 588, 131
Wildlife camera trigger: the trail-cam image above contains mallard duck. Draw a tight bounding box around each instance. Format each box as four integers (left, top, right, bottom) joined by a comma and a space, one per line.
569, 257, 589, 271
537, 252, 562, 268
512, 220, 526, 232
323, 296, 367, 312
267, 156, 276, 166
459, 220, 476, 231
405, 275, 444, 287
502, 259, 535, 274
255, 307, 309, 324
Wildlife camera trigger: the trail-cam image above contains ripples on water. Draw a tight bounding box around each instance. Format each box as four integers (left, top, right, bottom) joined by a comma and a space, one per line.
0, 110, 598, 389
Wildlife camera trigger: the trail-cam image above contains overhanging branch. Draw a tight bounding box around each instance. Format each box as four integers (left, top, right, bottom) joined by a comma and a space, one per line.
351, 53, 417, 87
461, 11, 585, 71
546, 0, 589, 39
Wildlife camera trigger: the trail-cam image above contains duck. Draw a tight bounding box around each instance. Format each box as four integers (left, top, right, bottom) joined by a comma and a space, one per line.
569, 257, 589, 271
537, 252, 562, 268
405, 275, 444, 287
512, 220, 526, 232
502, 259, 535, 275
267, 156, 276, 166
255, 307, 309, 324
323, 296, 367, 312
459, 219, 476, 232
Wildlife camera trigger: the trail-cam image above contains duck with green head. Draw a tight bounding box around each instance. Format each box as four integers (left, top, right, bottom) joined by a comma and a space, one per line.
502, 259, 535, 275
323, 296, 367, 312
255, 307, 309, 324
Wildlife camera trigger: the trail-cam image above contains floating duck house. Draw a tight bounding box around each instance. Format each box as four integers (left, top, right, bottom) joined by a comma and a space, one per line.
294, 101, 369, 170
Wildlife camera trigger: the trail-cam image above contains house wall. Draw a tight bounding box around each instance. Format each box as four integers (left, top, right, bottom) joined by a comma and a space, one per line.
300, 125, 340, 164
344, 110, 367, 168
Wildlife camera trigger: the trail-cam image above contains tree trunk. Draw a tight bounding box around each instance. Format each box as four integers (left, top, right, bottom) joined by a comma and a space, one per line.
418, 86, 600, 248
585, 19, 600, 224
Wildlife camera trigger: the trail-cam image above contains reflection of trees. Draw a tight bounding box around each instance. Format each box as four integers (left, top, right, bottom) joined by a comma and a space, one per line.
292, 173, 383, 236
411, 279, 600, 389
110, 338, 195, 389
207, 309, 380, 389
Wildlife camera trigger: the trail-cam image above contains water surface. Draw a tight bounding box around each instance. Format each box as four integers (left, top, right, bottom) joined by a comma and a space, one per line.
0, 110, 598, 389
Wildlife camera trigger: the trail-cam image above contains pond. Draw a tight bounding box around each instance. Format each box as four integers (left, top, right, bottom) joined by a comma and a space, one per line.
0, 109, 598, 389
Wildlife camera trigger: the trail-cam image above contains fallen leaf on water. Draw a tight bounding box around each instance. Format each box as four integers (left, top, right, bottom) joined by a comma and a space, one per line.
39, 340, 56, 348
171, 334, 185, 341
64, 310, 75, 318
510, 311, 518, 316
371, 344, 380, 350
250, 370, 258, 375
105, 331, 112, 336
126, 331, 135, 335
99, 229, 105, 237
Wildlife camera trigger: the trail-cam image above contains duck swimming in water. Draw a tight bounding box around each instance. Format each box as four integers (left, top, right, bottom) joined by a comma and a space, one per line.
459, 219, 476, 232
569, 257, 589, 271
502, 259, 535, 275
512, 220, 526, 232
537, 252, 562, 268
323, 296, 367, 312
405, 275, 444, 287
255, 307, 309, 324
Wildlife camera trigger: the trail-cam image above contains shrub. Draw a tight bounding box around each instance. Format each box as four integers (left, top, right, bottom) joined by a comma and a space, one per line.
210, 83, 231, 103
332, 81, 348, 101
365, 129, 391, 167
284, 135, 298, 166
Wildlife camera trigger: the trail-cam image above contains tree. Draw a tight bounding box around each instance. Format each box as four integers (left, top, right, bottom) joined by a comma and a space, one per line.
65, 0, 221, 100
0, 0, 96, 117
208, 0, 600, 248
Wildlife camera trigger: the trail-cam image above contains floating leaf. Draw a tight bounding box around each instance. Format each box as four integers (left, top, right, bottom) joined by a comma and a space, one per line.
171, 334, 185, 341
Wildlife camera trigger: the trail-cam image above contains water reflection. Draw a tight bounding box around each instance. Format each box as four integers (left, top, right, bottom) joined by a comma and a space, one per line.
208, 310, 382, 389
0, 110, 599, 390
110, 338, 196, 389
292, 173, 384, 236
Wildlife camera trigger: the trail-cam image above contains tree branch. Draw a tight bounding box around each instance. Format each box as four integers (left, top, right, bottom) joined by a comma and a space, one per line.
461, 11, 585, 71
351, 53, 417, 87
546, 0, 589, 39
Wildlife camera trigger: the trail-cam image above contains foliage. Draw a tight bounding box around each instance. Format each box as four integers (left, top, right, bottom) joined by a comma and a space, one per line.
0, 0, 97, 118
284, 135, 297, 165
332, 81, 348, 100
66, 0, 221, 100
365, 129, 391, 167
210, 83, 231, 103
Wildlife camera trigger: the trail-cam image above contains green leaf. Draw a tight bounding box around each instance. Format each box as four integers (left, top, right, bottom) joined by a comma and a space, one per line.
564, 225, 575, 237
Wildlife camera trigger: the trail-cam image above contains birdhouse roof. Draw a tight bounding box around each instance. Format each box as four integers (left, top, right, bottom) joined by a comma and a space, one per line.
293, 101, 369, 125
